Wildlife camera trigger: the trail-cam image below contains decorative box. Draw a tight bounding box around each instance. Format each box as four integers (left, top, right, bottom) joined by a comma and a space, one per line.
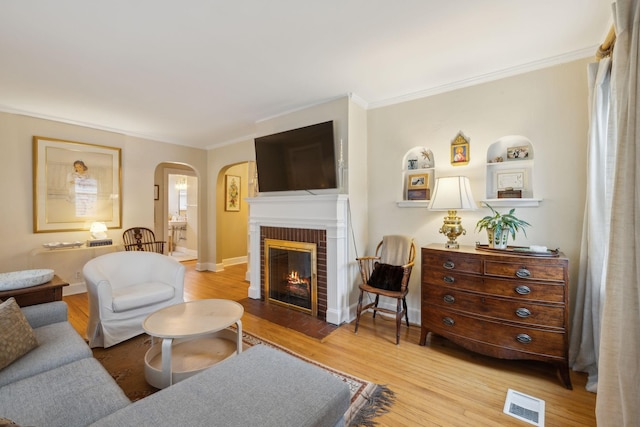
497, 189, 522, 198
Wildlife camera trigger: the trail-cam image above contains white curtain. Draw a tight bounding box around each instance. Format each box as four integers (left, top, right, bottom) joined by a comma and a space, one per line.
569, 56, 614, 393
596, 0, 640, 425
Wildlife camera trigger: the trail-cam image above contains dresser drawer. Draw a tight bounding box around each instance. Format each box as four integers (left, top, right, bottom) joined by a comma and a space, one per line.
422, 251, 482, 274
484, 259, 566, 282
422, 269, 483, 289
424, 306, 566, 358
423, 286, 565, 328
423, 268, 565, 303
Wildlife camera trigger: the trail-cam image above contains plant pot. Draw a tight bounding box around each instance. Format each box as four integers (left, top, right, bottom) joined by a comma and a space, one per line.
487, 229, 509, 249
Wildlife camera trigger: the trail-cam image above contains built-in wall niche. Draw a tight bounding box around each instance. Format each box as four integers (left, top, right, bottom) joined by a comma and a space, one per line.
483, 135, 541, 207
397, 146, 434, 208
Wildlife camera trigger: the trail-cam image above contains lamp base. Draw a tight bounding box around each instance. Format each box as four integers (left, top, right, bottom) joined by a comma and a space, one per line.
439, 209, 466, 250
444, 240, 460, 249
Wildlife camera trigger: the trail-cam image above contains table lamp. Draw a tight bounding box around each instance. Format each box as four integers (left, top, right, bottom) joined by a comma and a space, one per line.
89, 222, 108, 240
428, 176, 476, 249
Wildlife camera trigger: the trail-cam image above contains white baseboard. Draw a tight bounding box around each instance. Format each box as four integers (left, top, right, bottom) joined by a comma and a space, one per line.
63, 281, 87, 296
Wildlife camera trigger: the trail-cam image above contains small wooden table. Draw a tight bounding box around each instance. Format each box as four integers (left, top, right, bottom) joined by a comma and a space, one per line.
0, 275, 68, 306
142, 299, 244, 389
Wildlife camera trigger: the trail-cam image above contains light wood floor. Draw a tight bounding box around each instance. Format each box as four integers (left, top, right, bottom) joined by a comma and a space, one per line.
63, 261, 596, 426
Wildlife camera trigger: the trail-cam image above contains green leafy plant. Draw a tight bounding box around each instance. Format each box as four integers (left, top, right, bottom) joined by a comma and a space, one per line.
475, 204, 531, 241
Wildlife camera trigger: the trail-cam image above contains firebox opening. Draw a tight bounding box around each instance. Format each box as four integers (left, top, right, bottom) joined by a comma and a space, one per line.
264, 239, 317, 316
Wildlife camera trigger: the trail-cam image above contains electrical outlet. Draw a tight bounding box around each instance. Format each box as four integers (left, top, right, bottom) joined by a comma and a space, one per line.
75, 271, 81, 279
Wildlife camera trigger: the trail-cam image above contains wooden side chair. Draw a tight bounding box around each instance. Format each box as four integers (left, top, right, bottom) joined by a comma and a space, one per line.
354, 235, 416, 344
122, 227, 165, 254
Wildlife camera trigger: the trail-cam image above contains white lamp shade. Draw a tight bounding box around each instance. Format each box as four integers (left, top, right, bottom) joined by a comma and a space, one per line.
428, 176, 476, 210
89, 222, 108, 239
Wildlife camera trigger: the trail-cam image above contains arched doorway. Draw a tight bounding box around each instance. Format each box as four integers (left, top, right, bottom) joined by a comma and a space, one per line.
155, 163, 199, 262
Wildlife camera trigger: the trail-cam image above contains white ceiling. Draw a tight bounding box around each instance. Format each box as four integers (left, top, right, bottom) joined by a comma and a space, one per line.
0, 1, 612, 149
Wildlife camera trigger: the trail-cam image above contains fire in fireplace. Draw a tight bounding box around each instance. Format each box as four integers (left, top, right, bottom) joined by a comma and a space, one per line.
264, 239, 317, 316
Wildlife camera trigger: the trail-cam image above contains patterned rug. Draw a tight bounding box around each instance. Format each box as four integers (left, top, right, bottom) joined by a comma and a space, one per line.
92, 330, 394, 426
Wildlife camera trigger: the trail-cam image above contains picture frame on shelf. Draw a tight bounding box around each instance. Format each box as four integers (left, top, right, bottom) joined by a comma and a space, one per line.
32, 136, 122, 233
225, 175, 240, 211
506, 145, 529, 160
407, 173, 430, 200
408, 173, 429, 189
495, 169, 526, 190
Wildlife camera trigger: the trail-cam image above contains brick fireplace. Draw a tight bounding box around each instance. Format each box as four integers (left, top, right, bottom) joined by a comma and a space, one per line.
247, 194, 349, 325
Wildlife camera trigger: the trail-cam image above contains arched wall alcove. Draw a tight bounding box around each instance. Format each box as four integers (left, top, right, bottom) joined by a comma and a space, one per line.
215, 161, 253, 270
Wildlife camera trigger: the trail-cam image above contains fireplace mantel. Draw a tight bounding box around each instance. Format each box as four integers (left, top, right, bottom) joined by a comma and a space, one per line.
246, 194, 349, 325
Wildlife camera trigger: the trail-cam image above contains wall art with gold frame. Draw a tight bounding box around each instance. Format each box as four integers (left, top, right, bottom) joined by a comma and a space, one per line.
33, 136, 122, 233
450, 131, 470, 166
225, 175, 241, 212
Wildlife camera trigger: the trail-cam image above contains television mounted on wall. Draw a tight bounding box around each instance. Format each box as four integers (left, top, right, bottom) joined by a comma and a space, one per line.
254, 120, 338, 193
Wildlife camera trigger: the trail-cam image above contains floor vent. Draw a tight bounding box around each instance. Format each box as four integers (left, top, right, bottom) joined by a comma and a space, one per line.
503, 389, 545, 426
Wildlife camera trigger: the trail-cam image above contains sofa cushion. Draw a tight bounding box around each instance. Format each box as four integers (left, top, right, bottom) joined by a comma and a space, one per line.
0, 320, 92, 387
0, 298, 38, 371
112, 282, 175, 312
90, 344, 350, 427
0, 357, 130, 427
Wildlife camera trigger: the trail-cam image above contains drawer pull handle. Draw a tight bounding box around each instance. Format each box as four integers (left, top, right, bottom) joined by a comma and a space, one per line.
515, 307, 531, 318
443, 261, 455, 270
516, 268, 531, 278
443, 276, 455, 284
516, 333, 532, 344
443, 294, 455, 304
442, 317, 455, 326
515, 285, 531, 295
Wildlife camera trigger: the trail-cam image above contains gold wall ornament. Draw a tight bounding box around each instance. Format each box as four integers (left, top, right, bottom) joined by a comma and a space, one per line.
450, 131, 470, 166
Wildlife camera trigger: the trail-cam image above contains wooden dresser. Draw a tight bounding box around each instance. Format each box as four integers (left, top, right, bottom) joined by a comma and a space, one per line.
419, 244, 571, 389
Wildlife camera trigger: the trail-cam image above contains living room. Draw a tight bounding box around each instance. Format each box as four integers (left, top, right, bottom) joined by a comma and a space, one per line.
1, 2, 633, 425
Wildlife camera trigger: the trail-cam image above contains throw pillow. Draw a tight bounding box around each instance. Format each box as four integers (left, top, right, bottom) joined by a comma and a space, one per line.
367, 262, 405, 292
0, 298, 38, 370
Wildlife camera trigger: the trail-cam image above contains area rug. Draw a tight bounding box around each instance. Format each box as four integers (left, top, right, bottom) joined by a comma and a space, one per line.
92, 330, 395, 426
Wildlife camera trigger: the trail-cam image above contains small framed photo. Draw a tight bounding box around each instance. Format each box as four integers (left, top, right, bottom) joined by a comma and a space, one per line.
225, 175, 240, 211
506, 145, 529, 160
408, 173, 429, 189
495, 169, 526, 190
407, 173, 430, 200
450, 132, 470, 166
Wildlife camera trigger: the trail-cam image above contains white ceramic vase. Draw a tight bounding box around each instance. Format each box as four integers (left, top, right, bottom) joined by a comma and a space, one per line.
487, 229, 509, 249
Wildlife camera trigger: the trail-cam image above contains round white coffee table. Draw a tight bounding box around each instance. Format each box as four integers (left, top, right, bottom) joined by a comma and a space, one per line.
143, 299, 243, 389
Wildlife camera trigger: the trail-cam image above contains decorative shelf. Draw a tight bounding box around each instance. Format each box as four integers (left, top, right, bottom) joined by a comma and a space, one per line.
396, 200, 430, 208
399, 146, 434, 206
484, 135, 540, 207
481, 199, 542, 208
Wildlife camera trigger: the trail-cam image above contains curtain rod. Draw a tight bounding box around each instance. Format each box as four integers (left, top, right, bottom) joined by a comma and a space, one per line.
596, 25, 616, 60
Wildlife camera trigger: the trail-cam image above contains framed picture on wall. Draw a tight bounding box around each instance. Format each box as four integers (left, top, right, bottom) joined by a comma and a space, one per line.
450, 131, 470, 166
32, 136, 122, 233
225, 175, 240, 211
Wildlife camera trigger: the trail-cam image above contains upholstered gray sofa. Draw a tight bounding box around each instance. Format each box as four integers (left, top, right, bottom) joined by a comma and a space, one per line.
0, 301, 350, 427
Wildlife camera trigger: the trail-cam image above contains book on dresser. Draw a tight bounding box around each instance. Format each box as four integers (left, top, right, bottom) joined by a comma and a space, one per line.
419, 243, 571, 389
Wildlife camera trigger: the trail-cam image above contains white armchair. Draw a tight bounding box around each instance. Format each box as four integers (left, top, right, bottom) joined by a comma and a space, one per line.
83, 251, 185, 348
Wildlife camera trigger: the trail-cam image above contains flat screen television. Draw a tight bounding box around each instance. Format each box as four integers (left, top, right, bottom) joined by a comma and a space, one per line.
254, 120, 338, 193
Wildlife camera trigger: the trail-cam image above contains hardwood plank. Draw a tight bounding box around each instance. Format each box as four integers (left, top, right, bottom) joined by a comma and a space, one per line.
63, 261, 596, 426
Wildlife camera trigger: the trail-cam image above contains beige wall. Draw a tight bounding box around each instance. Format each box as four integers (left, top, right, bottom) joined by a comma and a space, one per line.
205, 138, 255, 271
0, 112, 207, 287
1, 58, 591, 322
216, 162, 249, 265
366, 58, 590, 319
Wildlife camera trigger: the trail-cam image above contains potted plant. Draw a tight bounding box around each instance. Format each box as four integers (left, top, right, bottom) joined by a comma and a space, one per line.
475, 204, 531, 249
